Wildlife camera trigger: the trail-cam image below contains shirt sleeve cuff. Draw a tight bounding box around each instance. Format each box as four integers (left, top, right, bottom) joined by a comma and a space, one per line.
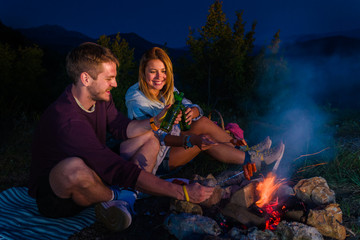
154, 130, 168, 146
187, 104, 203, 121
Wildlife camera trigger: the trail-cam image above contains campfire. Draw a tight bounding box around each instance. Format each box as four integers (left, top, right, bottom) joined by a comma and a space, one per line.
254, 172, 285, 230
164, 170, 348, 240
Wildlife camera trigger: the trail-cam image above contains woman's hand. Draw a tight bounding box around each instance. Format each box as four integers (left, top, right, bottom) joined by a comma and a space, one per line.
191, 134, 218, 151
184, 107, 193, 125
155, 104, 182, 126
174, 111, 182, 125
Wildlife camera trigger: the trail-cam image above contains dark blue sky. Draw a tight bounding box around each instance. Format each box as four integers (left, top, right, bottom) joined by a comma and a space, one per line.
1, 0, 360, 47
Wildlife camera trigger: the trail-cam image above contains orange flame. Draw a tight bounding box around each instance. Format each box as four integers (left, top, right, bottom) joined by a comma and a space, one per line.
255, 172, 284, 208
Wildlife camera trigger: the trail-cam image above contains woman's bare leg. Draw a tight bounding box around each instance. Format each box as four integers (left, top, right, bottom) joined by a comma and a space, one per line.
168, 117, 246, 170
188, 116, 246, 164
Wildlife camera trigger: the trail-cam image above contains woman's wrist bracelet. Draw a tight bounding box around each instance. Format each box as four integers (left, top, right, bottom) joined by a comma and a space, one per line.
182, 185, 190, 202
183, 135, 193, 149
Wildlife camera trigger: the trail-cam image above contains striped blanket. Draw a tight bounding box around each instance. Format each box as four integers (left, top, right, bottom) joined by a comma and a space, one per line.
0, 187, 95, 240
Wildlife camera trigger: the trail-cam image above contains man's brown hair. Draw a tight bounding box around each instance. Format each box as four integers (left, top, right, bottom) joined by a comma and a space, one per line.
66, 42, 119, 84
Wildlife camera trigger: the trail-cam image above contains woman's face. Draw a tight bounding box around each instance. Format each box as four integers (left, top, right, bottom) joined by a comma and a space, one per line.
145, 59, 166, 96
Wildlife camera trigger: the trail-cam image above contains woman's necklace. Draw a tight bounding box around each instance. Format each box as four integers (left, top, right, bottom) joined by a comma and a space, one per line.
73, 96, 95, 113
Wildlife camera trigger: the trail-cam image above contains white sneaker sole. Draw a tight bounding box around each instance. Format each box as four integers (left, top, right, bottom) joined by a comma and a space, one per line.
95, 201, 132, 232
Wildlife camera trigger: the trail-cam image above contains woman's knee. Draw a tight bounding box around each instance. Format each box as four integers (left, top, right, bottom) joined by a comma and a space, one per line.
189, 116, 216, 133
143, 131, 160, 150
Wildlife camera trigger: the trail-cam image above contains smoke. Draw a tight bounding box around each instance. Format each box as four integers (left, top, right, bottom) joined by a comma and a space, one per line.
245, 50, 359, 178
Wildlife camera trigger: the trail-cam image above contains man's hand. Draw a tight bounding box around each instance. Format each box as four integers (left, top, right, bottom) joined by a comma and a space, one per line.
185, 182, 214, 203
191, 134, 218, 150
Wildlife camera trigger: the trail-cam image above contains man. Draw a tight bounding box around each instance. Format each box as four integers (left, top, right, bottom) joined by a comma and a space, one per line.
28, 42, 214, 232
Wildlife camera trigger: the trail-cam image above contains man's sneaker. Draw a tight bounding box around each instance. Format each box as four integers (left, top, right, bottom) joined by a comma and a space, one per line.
249, 136, 272, 152
249, 142, 285, 168
95, 200, 133, 232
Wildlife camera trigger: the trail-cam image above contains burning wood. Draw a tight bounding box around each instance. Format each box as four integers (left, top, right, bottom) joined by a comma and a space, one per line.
229, 181, 257, 208
221, 203, 266, 227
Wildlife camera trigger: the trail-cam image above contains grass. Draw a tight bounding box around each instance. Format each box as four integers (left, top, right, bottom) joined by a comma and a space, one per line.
0, 111, 37, 190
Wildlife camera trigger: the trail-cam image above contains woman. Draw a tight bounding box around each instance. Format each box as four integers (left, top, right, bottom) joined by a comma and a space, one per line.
125, 47, 285, 176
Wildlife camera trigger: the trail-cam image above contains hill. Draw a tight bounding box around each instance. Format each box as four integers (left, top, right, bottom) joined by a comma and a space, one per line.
16, 24, 188, 60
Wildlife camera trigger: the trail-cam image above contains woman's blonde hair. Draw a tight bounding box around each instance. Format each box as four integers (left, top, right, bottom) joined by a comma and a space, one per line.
138, 47, 174, 105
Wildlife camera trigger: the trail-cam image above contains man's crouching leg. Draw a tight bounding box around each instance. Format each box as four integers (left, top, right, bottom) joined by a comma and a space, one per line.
37, 157, 113, 218
97, 131, 159, 232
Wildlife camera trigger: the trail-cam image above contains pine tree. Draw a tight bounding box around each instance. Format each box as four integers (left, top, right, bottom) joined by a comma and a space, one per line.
185, 0, 258, 112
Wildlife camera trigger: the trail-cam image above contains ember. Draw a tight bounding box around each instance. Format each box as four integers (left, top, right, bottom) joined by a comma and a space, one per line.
258, 199, 283, 230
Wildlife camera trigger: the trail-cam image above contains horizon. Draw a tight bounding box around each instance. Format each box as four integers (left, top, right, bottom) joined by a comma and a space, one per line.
2, 0, 360, 48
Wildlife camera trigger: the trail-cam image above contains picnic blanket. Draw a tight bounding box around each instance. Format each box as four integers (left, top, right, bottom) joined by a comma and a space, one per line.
0, 187, 95, 240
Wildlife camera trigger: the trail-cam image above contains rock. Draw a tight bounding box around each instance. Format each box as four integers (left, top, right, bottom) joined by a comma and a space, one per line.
276, 184, 295, 200
293, 177, 335, 206
306, 203, 346, 240
284, 210, 306, 223
193, 173, 218, 187
192, 174, 223, 207
164, 213, 222, 240
247, 227, 278, 240
228, 227, 247, 240
276, 220, 324, 240
169, 199, 203, 215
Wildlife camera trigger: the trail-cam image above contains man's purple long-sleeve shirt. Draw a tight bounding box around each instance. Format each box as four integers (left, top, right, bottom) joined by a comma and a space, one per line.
28, 85, 141, 198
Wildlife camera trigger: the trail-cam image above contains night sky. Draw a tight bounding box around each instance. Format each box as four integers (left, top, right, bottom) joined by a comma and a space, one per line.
1, 0, 360, 47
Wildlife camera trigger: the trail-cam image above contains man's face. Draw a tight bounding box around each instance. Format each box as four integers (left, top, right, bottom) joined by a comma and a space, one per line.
87, 62, 117, 102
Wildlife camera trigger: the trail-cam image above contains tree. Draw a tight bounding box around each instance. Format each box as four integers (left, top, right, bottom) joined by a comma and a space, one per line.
98, 33, 136, 113
0, 42, 45, 114
185, 0, 258, 113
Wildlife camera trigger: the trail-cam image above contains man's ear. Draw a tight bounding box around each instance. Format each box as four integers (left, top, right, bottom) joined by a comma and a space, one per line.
80, 72, 91, 86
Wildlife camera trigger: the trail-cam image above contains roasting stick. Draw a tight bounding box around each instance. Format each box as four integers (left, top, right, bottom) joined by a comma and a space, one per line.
214, 170, 244, 187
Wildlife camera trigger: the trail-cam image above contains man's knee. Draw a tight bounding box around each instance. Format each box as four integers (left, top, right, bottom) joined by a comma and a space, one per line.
50, 157, 97, 188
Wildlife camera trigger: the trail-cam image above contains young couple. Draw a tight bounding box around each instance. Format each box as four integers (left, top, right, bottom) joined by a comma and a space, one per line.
29, 42, 284, 232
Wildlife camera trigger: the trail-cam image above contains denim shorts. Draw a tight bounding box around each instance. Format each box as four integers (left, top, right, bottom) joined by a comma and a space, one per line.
155, 151, 171, 176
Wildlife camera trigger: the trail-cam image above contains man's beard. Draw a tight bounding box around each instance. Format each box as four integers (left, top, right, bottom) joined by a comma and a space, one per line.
88, 85, 111, 102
